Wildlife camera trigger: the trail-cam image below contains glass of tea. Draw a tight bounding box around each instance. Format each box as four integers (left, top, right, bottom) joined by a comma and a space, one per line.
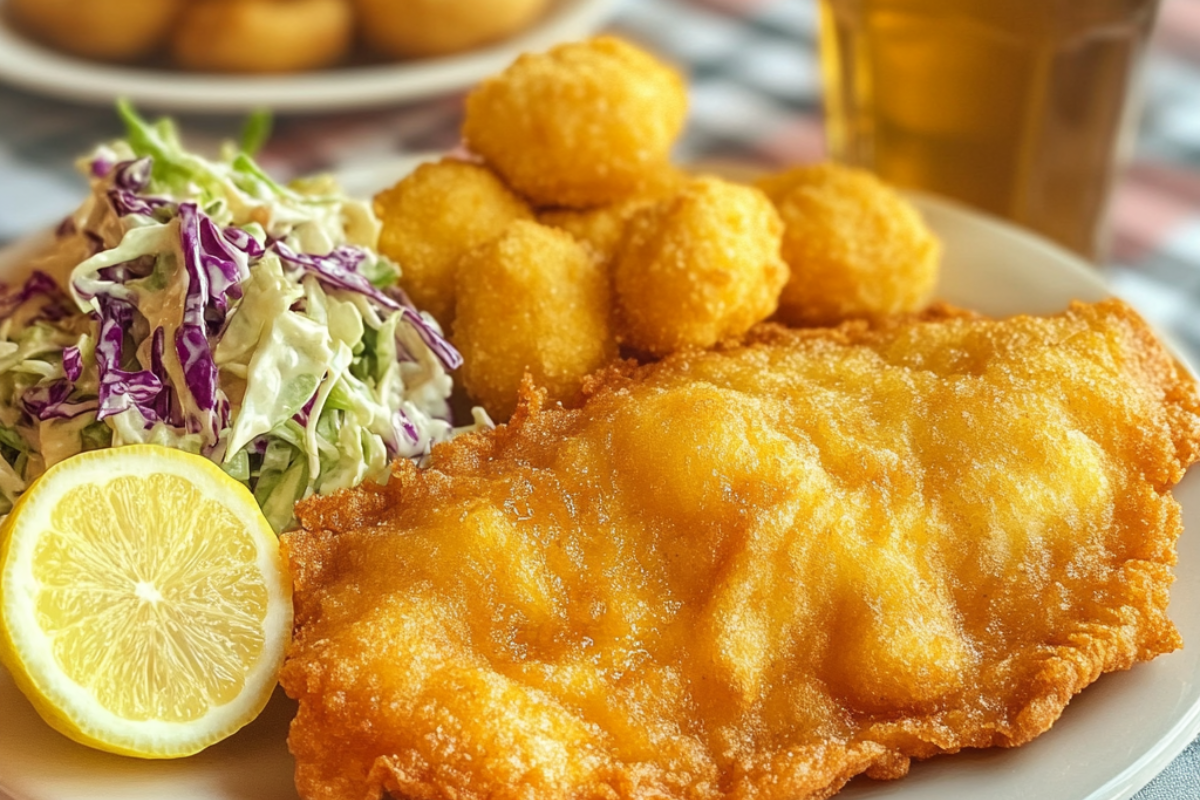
819, 0, 1160, 260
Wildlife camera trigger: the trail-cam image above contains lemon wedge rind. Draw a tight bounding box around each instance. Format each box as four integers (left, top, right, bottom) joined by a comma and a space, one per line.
0, 445, 292, 759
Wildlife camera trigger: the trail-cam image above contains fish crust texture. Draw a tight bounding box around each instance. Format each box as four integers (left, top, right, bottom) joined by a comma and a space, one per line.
281, 298, 1200, 800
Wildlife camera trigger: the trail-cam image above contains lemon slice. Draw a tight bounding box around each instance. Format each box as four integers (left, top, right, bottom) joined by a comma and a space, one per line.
0, 444, 292, 758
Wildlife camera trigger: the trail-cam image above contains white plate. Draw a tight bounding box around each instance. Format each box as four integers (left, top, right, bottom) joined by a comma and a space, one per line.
1, 186, 1198, 800
0, 0, 617, 113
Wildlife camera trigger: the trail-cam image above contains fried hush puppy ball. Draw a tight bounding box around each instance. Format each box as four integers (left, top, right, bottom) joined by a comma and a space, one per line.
355, 0, 551, 59
453, 221, 617, 420
374, 159, 533, 329
538, 165, 688, 266
171, 0, 352, 74
756, 163, 941, 327
9, 0, 182, 62
613, 176, 788, 357
463, 37, 688, 209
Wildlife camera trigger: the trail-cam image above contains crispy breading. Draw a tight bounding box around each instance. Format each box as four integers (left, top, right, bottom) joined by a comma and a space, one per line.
282, 299, 1200, 800
756, 163, 941, 327
538, 165, 687, 267
463, 37, 687, 208
452, 220, 617, 420
374, 158, 533, 329
612, 176, 788, 357
353, 0, 550, 59
10, 0, 182, 62
171, 0, 352, 74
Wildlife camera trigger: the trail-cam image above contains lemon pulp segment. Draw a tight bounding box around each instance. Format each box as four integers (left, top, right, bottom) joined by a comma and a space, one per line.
0, 445, 292, 758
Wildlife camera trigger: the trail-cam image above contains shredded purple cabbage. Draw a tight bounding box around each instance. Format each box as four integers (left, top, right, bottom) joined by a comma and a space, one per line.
293, 392, 318, 427
73, 254, 144, 305
53, 156, 456, 456
272, 242, 395, 307
114, 158, 152, 192
223, 226, 265, 258
399, 308, 462, 370
191, 207, 249, 315
90, 157, 114, 179
104, 160, 173, 219
394, 410, 420, 446
97, 255, 156, 286
175, 204, 222, 416
93, 296, 163, 422
272, 241, 461, 370
213, 396, 231, 441
62, 346, 82, 381
149, 326, 181, 427
380, 409, 422, 460
0, 271, 73, 322
22, 379, 98, 421
382, 284, 416, 310
108, 189, 173, 219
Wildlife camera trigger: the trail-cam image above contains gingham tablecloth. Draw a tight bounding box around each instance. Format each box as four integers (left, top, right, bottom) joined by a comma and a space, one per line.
1, 1, 1200, 798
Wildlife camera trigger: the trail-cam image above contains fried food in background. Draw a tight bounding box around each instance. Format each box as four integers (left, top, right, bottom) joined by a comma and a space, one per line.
613, 176, 788, 356
463, 37, 689, 208
8, 0, 183, 62
282, 298, 1200, 800
374, 158, 533, 329
355, 0, 551, 58
453, 220, 617, 419
8, 0, 552, 72
171, 0, 352, 74
756, 163, 941, 327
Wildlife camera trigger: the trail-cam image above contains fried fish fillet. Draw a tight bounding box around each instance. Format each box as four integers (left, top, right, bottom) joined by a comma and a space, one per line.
281, 299, 1200, 800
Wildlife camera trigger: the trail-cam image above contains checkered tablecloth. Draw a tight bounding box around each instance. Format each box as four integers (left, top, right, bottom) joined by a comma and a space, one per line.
1, 1, 1200, 798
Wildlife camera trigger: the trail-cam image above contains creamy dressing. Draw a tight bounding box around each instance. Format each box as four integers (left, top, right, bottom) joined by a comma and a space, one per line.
0, 110, 475, 529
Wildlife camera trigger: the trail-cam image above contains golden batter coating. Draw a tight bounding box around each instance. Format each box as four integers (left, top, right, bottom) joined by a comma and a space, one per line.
452, 220, 617, 420
538, 165, 687, 267
756, 163, 941, 327
463, 37, 688, 208
353, 0, 550, 59
374, 158, 533, 329
9, 0, 182, 62
283, 299, 1200, 800
171, 0, 352, 74
613, 176, 788, 356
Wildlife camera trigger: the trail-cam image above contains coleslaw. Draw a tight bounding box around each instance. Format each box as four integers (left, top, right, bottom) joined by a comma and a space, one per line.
0, 103, 477, 531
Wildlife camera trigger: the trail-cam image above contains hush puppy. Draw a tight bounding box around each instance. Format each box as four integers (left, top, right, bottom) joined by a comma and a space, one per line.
10, 0, 182, 62
453, 221, 617, 420
374, 159, 533, 328
538, 165, 687, 266
613, 176, 788, 357
171, 0, 352, 74
463, 37, 688, 209
354, 0, 550, 59
756, 163, 941, 327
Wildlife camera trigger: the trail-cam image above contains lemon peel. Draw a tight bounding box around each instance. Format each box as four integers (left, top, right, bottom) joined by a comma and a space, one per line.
0, 444, 291, 758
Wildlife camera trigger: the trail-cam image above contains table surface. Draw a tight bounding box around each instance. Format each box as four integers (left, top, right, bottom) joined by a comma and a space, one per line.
1, 0, 1199, 798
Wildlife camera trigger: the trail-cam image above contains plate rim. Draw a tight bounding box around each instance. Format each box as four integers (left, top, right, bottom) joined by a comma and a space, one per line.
0, 182, 1198, 800
0, 0, 618, 113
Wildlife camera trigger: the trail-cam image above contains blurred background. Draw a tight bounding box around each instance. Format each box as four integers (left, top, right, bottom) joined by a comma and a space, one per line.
0, 0, 1199, 797
2, 0, 1198, 316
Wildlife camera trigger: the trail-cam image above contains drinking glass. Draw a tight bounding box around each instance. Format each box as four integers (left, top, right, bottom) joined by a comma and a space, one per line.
819, 0, 1160, 260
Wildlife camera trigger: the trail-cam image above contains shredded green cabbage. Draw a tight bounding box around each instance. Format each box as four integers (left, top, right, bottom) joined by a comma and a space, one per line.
0, 105, 483, 531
